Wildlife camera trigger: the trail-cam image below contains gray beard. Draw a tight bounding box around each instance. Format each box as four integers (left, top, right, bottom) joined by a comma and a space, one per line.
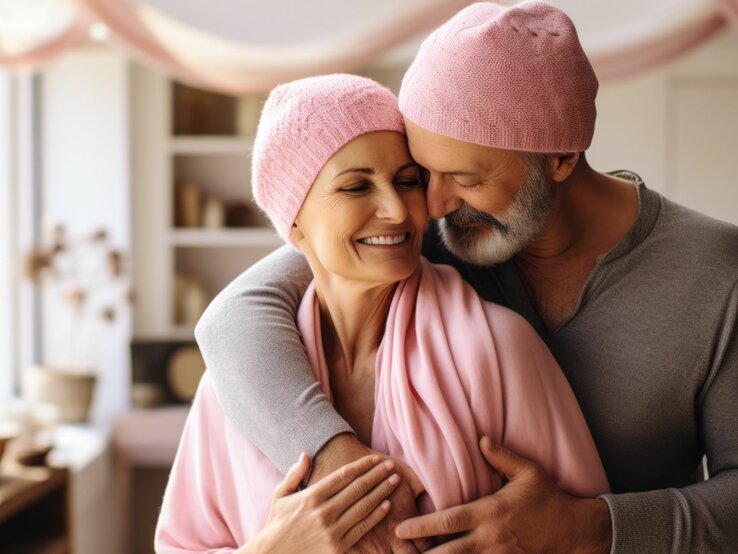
439, 158, 553, 266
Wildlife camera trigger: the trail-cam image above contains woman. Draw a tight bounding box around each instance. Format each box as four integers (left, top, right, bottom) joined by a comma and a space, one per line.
155, 74, 609, 553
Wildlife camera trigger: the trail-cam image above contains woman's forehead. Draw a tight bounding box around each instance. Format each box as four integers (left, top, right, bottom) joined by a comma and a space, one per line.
327, 131, 412, 171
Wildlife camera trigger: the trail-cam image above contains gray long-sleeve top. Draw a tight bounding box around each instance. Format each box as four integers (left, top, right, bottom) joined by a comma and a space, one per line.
195, 176, 738, 553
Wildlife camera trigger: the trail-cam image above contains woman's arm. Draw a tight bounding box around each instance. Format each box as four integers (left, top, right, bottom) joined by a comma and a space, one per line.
195, 246, 354, 474
155, 373, 400, 554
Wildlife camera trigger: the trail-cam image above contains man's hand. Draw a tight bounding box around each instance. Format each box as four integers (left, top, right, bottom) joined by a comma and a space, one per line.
394, 437, 613, 553
310, 433, 431, 553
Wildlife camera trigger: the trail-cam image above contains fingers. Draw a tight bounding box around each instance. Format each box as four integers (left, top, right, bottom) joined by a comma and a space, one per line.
397, 462, 426, 499
423, 536, 474, 554
273, 452, 311, 498
395, 506, 473, 540
308, 454, 384, 501
479, 436, 530, 479
341, 499, 392, 549
412, 537, 434, 552
390, 540, 421, 553
334, 469, 401, 533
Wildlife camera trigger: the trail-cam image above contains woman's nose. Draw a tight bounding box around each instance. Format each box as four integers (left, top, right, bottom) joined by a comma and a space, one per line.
426, 174, 463, 219
376, 188, 409, 223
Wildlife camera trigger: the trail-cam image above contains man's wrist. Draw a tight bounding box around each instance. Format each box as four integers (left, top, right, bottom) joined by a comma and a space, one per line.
573, 498, 613, 554
307, 432, 367, 485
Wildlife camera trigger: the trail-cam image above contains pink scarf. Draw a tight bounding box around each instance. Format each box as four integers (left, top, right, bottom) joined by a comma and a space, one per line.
155, 258, 608, 553
300, 258, 608, 512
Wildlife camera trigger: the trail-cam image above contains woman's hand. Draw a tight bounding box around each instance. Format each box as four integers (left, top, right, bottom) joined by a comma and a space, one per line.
247, 453, 401, 554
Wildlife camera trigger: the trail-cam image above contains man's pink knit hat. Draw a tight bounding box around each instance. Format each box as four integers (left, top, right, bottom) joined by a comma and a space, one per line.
252, 74, 405, 244
399, 1, 598, 152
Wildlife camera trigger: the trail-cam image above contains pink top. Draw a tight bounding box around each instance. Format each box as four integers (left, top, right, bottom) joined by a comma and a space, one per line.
155, 259, 609, 553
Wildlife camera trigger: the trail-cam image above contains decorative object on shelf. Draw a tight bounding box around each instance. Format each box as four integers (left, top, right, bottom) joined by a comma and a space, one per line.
130, 382, 166, 409
15, 444, 53, 467
173, 82, 237, 135
22, 366, 96, 423
202, 196, 226, 229
237, 94, 266, 136
166, 346, 206, 402
22, 223, 133, 423
173, 273, 209, 326
0, 400, 58, 468
0, 422, 20, 464
225, 200, 257, 227
174, 182, 202, 228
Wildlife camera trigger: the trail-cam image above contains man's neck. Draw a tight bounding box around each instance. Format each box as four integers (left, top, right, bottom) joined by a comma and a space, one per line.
516, 162, 639, 267
512, 163, 640, 332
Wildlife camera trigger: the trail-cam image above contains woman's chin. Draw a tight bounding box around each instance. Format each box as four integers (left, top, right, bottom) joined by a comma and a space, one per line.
369, 256, 421, 284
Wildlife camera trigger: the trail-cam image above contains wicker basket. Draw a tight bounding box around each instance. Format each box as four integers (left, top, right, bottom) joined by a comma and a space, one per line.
23, 366, 97, 423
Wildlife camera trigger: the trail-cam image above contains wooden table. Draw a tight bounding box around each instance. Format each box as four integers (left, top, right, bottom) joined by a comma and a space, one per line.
0, 459, 70, 553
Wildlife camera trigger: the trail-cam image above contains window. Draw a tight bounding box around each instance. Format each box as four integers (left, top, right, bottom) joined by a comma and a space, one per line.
0, 69, 16, 400
0, 71, 40, 402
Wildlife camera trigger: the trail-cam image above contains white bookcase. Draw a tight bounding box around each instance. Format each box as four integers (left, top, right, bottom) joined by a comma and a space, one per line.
130, 64, 282, 342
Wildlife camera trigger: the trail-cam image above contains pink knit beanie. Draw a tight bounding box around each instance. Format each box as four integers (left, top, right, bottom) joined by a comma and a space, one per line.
252, 74, 405, 244
398, 1, 598, 152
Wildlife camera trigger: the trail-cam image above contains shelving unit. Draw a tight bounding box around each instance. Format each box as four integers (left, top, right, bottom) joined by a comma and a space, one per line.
131, 65, 279, 343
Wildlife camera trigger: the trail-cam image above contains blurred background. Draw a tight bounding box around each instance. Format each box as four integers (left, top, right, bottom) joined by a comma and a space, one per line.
0, 0, 736, 552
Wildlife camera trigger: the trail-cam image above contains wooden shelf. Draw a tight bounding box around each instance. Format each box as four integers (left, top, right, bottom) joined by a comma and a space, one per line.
170, 227, 282, 248
169, 135, 253, 155
8, 535, 68, 554
134, 325, 195, 343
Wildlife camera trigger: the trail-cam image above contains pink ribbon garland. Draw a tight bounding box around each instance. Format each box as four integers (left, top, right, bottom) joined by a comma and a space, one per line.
1, 0, 736, 90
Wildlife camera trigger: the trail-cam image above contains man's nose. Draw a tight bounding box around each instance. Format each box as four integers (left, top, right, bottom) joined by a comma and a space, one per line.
426, 174, 463, 219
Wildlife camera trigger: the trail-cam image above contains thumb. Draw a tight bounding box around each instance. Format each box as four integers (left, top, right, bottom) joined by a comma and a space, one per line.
479, 436, 530, 480
273, 452, 311, 498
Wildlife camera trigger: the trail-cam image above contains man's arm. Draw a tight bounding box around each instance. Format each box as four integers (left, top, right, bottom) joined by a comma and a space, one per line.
194, 245, 353, 474
397, 281, 738, 553
600, 280, 738, 553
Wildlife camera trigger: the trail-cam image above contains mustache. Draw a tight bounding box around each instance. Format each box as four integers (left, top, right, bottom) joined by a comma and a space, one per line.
444, 204, 508, 233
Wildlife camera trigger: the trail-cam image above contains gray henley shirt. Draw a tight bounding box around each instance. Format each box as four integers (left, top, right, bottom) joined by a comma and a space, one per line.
196, 173, 738, 553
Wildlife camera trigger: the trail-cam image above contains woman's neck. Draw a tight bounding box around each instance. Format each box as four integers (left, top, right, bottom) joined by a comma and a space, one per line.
312, 273, 397, 376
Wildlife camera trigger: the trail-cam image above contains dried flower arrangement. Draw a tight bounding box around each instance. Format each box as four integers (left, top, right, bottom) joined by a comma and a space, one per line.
23, 223, 134, 374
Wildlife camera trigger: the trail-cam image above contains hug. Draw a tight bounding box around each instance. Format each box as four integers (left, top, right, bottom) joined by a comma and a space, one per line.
156, 2, 738, 553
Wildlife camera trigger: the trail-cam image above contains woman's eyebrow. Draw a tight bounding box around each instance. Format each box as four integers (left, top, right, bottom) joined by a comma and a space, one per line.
333, 167, 375, 179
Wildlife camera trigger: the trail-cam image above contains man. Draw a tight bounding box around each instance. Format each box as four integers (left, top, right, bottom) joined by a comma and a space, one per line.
195, 1, 738, 552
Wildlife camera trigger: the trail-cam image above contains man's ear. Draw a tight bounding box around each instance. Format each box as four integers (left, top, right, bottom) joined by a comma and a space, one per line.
549, 152, 580, 183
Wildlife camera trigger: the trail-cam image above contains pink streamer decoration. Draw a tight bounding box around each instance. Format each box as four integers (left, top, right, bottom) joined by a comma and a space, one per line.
0, 0, 736, 89
0, 13, 91, 72
591, 11, 727, 83
713, 0, 738, 27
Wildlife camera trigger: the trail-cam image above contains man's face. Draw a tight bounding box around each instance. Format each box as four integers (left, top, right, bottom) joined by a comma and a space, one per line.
405, 119, 554, 265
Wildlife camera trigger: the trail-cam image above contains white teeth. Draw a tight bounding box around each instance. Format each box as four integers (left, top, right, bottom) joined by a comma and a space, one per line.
359, 233, 409, 246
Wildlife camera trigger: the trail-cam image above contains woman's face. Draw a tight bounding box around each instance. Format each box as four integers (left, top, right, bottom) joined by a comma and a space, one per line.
292, 130, 428, 286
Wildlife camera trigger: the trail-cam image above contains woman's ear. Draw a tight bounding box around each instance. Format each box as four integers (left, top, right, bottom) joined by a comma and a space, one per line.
549, 152, 580, 183
289, 222, 304, 247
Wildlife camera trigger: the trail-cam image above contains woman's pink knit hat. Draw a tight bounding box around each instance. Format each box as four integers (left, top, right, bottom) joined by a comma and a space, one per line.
252, 74, 405, 244
398, 1, 598, 152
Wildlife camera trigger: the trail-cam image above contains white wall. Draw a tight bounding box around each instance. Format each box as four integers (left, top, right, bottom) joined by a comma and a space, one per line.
40, 45, 132, 421
588, 30, 738, 225
40, 45, 131, 554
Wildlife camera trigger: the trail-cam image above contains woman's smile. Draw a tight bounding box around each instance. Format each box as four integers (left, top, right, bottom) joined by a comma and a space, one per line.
357, 232, 412, 247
